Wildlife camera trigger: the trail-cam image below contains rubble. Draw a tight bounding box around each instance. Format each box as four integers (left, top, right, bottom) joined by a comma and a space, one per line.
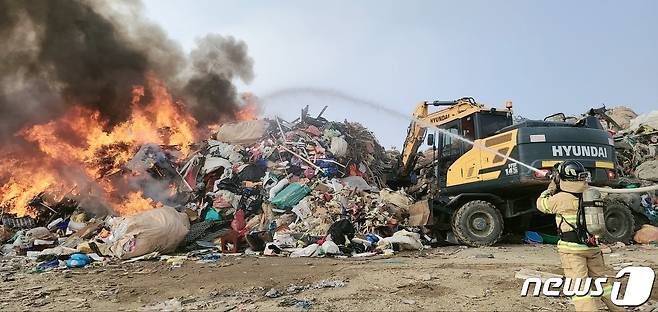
0, 105, 430, 273
635, 160, 658, 182
586, 107, 658, 232
1, 102, 656, 298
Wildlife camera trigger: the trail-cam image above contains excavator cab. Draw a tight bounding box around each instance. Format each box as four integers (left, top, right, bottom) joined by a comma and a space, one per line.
428, 110, 512, 188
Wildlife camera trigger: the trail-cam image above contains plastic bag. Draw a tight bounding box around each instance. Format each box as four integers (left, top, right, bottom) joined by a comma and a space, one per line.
292, 197, 312, 220
321, 240, 340, 254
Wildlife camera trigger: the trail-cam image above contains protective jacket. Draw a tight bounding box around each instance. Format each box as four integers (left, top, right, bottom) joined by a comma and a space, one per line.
536, 181, 600, 254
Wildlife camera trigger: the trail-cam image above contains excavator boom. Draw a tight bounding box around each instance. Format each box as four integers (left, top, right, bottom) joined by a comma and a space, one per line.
399, 97, 485, 176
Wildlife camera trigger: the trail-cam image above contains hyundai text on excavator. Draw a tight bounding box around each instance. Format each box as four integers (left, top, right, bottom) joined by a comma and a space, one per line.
397, 97, 634, 247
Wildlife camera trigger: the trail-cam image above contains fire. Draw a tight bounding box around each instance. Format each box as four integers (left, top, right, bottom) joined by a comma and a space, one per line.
0, 76, 198, 217
116, 191, 163, 216
0, 158, 67, 217
235, 92, 260, 121
235, 102, 259, 121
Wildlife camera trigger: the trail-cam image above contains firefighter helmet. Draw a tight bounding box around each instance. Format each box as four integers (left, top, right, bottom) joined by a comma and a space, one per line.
557, 160, 590, 182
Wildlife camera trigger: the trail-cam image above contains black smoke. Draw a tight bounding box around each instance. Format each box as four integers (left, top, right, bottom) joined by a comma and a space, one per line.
184, 34, 254, 125
0, 0, 254, 141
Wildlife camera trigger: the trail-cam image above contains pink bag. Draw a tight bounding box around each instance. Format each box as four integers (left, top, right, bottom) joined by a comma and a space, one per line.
231, 209, 246, 232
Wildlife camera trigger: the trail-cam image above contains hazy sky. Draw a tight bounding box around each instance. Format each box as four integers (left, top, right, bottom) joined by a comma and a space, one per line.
142, 0, 658, 148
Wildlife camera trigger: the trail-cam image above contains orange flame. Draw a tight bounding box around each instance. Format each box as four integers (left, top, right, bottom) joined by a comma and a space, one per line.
0, 76, 198, 217
116, 191, 163, 216
235, 103, 259, 121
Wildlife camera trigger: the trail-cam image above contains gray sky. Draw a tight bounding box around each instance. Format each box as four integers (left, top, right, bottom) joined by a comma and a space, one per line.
143, 0, 658, 148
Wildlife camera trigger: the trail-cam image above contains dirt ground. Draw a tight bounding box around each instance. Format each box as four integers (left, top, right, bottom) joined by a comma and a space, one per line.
1, 243, 657, 311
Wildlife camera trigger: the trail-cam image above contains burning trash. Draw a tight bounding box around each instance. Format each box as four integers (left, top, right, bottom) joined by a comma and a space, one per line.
1, 96, 427, 264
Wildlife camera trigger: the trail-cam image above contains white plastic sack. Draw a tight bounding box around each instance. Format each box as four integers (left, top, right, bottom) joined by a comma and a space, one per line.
206, 140, 244, 164
215, 120, 268, 145
273, 231, 296, 248
321, 240, 340, 254
108, 207, 190, 260
290, 243, 319, 257
329, 137, 348, 157
378, 230, 423, 251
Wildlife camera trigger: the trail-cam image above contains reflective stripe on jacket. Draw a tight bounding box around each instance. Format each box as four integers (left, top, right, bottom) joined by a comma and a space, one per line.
536, 190, 600, 254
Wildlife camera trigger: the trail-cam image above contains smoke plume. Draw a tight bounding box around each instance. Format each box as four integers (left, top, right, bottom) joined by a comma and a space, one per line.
0, 0, 254, 141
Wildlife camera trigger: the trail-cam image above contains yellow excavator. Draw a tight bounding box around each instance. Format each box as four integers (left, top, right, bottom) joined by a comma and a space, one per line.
397, 97, 634, 246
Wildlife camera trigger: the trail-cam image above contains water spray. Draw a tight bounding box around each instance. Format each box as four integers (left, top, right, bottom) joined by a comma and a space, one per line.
262, 87, 545, 175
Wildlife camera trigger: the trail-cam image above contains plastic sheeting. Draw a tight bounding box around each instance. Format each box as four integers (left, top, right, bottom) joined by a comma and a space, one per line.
271, 183, 311, 209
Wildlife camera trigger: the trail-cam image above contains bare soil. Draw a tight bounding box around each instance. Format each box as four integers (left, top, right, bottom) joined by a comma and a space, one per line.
1, 244, 657, 311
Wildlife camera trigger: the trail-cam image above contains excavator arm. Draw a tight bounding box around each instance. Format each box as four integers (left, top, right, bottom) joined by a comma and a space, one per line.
399, 101, 430, 177
398, 98, 484, 177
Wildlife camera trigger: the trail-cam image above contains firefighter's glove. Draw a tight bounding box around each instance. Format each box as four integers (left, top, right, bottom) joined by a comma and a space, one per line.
546, 179, 559, 195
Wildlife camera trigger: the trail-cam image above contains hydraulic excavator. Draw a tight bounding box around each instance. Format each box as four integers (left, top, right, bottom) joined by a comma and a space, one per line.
397, 97, 634, 246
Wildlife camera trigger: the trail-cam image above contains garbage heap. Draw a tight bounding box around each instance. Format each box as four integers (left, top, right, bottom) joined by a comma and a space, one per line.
178, 108, 423, 257
605, 108, 658, 181
600, 107, 658, 233
543, 105, 658, 236
1, 108, 432, 267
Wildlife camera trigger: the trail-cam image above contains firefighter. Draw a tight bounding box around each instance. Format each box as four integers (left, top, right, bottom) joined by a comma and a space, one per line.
536, 160, 621, 311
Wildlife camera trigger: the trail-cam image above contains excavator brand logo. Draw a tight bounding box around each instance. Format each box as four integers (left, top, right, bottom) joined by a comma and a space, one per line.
551, 145, 608, 158
430, 114, 450, 123
520, 267, 655, 307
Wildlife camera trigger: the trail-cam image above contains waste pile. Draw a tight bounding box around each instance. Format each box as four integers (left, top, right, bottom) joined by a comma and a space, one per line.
177, 105, 425, 258
0, 106, 432, 272
609, 109, 658, 181
587, 106, 658, 236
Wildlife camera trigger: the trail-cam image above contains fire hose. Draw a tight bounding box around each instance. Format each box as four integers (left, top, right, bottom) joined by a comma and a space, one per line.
590, 184, 658, 194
